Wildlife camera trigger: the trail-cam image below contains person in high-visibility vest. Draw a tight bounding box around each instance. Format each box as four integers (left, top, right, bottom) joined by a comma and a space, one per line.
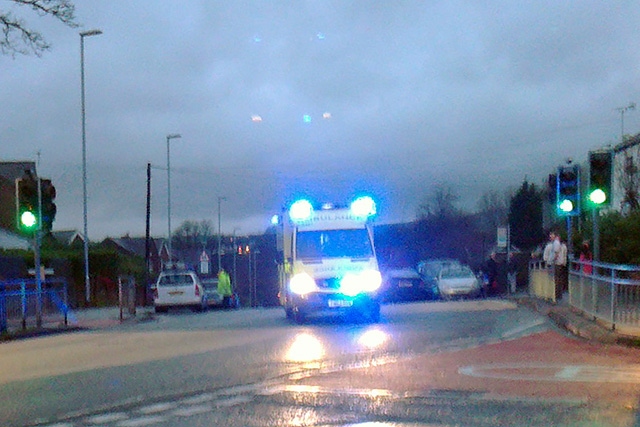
217, 268, 233, 308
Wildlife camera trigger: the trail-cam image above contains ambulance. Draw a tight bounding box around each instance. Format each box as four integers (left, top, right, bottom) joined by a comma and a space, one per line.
276, 196, 381, 323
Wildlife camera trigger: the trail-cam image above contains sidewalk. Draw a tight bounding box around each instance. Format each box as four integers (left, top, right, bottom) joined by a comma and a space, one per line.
515, 294, 640, 347
0, 306, 155, 341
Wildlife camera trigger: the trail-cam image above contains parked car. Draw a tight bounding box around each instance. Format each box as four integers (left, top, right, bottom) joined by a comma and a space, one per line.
152, 270, 207, 313
435, 264, 483, 299
381, 268, 439, 302
200, 278, 225, 308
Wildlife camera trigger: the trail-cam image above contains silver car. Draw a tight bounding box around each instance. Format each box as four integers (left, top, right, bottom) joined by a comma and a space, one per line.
436, 265, 483, 299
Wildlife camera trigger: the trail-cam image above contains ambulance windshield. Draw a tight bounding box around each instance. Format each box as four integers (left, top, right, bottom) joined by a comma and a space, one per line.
296, 229, 373, 259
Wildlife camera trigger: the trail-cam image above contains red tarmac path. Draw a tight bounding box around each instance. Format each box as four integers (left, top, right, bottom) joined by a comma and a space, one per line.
291, 330, 640, 408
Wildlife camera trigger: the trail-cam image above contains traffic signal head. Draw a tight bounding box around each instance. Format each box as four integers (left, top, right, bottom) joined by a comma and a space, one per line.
547, 173, 557, 204
588, 150, 613, 207
557, 165, 581, 216
16, 176, 38, 234
40, 178, 57, 232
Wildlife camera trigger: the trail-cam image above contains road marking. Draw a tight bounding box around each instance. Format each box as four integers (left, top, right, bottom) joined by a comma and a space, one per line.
178, 392, 216, 405
137, 402, 176, 414
116, 415, 166, 427
85, 412, 128, 424
215, 395, 255, 407
172, 404, 213, 417
460, 364, 640, 383
555, 366, 581, 379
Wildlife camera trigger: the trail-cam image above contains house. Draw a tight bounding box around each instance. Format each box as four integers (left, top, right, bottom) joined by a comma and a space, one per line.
0, 227, 31, 250
101, 235, 163, 276
613, 132, 640, 213
51, 230, 85, 247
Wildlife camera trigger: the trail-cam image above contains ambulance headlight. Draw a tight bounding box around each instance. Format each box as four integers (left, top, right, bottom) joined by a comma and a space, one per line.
340, 270, 382, 296
289, 273, 316, 295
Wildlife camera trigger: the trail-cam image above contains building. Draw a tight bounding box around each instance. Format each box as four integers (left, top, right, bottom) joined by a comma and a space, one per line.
613, 132, 640, 213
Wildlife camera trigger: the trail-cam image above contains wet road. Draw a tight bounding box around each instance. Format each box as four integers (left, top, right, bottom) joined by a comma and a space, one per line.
1, 299, 639, 427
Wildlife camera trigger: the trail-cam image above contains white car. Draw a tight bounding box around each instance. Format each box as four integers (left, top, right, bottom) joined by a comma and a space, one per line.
436, 264, 483, 299
153, 270, 207, 313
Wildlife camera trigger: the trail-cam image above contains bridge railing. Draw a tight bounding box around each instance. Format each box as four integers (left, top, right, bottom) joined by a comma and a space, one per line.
0, 278, 70, 333
529, 259, 640, 336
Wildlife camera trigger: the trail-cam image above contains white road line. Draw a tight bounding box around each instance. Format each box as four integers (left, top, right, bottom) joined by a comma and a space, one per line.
137, 402, 176, 414
460, 364, 640, 383
555, 366, 581, 379
172, 404, 213, 417
215, 395, 255, 407
178, 392, 216, 405
116, 415, 167, 427
85, 412, 128, 424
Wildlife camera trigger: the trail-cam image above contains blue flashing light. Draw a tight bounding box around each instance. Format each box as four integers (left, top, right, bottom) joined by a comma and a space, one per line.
289, 199, 314, 223
350, 196, 377, 218
303, 114, 312, 123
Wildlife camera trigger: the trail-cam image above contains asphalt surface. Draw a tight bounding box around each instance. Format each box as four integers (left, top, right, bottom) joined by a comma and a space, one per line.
3, 294, 639, 347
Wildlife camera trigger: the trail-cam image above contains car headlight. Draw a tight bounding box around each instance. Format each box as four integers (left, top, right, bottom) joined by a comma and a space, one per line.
289, 273, 316, 295
340, 270, 382, 296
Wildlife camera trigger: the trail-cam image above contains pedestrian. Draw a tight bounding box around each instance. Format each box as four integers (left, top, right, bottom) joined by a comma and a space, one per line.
553, 234, 568, 301
543, 231, 556, 268
217, 268, 233, 308
484, 252, 499, 296
579, 241, 593, 275
507, 252, 518, 294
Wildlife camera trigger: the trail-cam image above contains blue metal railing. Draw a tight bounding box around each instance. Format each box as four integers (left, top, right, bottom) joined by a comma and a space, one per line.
0, 278, 69, 333
529, 259, 640, 335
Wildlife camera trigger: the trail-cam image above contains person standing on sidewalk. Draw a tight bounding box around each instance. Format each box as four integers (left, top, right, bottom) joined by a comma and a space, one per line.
553, 234, 568, 301
217, 268, 233, 308
506, 252, 518, 294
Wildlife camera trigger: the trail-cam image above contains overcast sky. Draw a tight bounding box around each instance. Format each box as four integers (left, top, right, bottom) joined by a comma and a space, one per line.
2, 1, 640, 240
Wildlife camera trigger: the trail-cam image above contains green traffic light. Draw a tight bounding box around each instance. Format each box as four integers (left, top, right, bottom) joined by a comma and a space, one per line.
589, 188, 607, 205
20, 210, 37, 229
559, 199, 574, 213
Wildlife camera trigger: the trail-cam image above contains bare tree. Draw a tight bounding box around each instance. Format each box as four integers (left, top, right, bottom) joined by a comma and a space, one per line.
173, 220, 216, 252
1, 0, 77, 57
417, 184, 460, 220
476, 189, 510, 234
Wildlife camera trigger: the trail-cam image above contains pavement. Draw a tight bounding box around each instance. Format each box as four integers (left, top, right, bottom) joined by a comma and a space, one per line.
515, 294, 640, 348
2, 296, 639, 348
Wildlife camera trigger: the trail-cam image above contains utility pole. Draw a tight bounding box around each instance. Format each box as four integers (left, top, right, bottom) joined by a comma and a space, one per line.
144, 162, 151, 304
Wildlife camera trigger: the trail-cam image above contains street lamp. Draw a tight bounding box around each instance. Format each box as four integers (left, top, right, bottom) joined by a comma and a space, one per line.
80, 28, 102, 303
217, 196, 227, 272
617, 102, 636, 142
166, 133, 181, 264
232, 227, 240, 288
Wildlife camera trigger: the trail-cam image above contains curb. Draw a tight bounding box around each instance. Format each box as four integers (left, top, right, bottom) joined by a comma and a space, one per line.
517, 296, 640, 348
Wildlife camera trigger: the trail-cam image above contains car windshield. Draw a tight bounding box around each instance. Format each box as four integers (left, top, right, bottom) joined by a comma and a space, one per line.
158, 273, 195, 287
201, 279, 218, 289
296, 228, 373, 259
440, 266, 474, 279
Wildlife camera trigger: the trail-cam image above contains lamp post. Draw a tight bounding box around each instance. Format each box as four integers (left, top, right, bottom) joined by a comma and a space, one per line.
80, 28, 102, 303
617, 102, 636, 142
217, 196, 227, 272
166, 133, 181, 265
232, 227, 240, 288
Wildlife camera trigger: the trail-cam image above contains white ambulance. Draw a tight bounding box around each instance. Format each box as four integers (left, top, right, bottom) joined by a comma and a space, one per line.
276, 196, 381, 323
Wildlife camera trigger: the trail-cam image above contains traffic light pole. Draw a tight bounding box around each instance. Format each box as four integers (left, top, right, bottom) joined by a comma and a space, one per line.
593, 208, 600, 262
34, 174, 43, 328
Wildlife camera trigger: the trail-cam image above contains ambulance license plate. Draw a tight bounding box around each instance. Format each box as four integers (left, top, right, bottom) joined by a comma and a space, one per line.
328, 299, 352, 308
